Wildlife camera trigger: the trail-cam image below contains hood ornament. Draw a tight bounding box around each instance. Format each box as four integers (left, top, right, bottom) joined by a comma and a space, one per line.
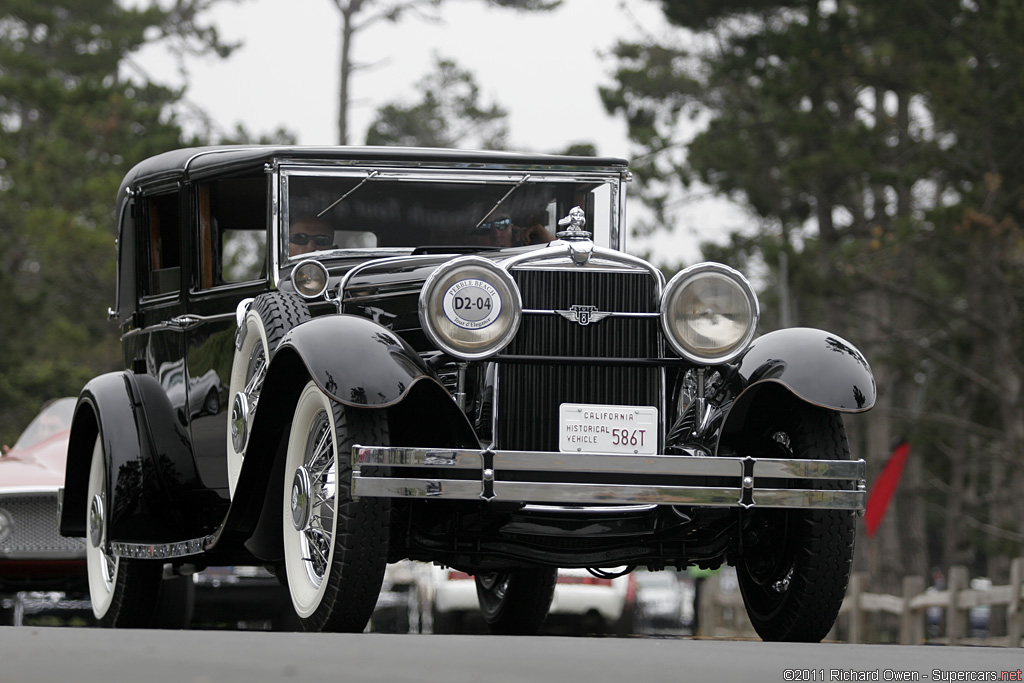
557, 305, 611, 326
556, 207, 594, 265
556, 207, 591, 240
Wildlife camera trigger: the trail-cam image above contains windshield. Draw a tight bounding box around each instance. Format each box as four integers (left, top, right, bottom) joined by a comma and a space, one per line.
13, 397, 76, 450
280, 169, 620, 260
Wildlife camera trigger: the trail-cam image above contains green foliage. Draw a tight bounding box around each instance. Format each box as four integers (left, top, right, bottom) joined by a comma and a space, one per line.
365, 55, 509, 149
605, 0, 1024, 575
0, 0, 232, 445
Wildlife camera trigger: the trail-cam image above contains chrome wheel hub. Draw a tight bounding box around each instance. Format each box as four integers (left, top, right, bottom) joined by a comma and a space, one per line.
291, 466, 312, 531
296, 410, 336, 587
231, 391, 250, 453
88, 494, 104, 548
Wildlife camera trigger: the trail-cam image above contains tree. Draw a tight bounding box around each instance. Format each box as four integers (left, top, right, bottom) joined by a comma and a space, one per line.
326, 0, 560, 144
365, 55, 508, 149
0, 0, 236, 444
602, 0, 1024, 590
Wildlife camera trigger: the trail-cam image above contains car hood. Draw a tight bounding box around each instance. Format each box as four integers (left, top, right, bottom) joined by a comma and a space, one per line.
0, 431, 70, 490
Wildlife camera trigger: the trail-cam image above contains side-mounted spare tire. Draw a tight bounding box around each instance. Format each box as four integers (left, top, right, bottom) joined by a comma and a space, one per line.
226, 292, 310, 498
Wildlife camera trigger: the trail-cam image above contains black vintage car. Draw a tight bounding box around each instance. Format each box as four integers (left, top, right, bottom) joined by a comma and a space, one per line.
59, 146, 874, 640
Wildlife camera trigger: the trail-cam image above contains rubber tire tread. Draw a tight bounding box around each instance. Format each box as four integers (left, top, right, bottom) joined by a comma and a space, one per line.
737, 404, 856, 642
476, 567, 558, 635
251, 291, 311, 357
299, 402, 391, 632
98, 558, 163, 628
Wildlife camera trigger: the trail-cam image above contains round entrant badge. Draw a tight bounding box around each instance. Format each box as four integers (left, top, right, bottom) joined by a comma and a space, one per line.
442, 279, 502, 330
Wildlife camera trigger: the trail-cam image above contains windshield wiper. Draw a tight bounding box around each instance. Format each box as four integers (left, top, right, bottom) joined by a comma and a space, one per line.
474, 174, 531, 228
317, 170, 380, 218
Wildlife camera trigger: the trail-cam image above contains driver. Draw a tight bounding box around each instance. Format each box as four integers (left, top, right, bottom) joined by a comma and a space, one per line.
288, 217, 335, 256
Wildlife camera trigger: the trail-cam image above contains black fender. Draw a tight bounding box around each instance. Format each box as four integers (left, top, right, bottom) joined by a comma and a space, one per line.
712, 328, 874, 455
735, 327, 875, 412
60, 371, 211, 543
219, 313, 478, 560
275, 313, 436, 407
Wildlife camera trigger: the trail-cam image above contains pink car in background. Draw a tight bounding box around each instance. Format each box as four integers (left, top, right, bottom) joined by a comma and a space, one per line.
1, 398, 87, 617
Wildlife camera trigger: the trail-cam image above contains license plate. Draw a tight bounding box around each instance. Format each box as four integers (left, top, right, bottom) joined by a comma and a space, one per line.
558, 403, 658, 455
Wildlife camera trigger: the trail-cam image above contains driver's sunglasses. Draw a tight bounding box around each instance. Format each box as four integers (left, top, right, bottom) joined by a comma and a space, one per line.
472, 217, 511, 235
290, 233, 333, 246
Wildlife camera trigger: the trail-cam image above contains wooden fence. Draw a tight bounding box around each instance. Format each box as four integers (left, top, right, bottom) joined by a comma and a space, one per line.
698, 557, 1024, 646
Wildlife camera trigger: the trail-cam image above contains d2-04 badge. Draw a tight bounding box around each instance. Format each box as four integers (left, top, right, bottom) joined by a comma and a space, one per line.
442, 279, 502, 329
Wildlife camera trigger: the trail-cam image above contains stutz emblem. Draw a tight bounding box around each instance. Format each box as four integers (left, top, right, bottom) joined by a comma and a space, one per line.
557, 305, 611, 326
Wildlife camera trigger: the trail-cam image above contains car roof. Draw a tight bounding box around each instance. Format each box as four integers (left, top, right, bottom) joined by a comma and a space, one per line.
119, 145, 630, 197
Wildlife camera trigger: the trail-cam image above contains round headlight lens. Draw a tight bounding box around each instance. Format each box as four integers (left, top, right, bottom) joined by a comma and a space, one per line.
419, 257, 522, 360
661, 263, 759, 364
292, 259, 329, 299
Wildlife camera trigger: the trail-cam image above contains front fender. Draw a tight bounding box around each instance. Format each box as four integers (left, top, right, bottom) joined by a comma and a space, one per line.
736, 327, 875, 412
60, 371, 203, 543
230, 314, 476, 560
275, 313, 435, 408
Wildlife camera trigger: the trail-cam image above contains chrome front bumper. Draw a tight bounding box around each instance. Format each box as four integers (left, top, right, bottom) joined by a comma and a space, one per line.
351, 446, 867, 511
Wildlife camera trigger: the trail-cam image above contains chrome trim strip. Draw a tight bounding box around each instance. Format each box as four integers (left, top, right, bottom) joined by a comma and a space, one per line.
111, 535, 214, 559
523, 309, 661, 319
352, 477, 484, 500
351, 445, 867, 511
337, 254, 453, 305
279, 165, 622, 185
493, 451, 742, 476
752, 489, 866, 509
121, 311, 238, 340
355, 446, 483, 469
501, 243, 667, 295
490, 481, 744, 507
520, 504, 658, 514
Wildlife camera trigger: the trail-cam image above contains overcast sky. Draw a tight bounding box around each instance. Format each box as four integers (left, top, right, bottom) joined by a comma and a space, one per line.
131, 0, 749, 265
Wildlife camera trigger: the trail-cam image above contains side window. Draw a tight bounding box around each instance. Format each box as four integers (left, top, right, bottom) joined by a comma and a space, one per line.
142, 192, 181, 297
196, 177, 268, 289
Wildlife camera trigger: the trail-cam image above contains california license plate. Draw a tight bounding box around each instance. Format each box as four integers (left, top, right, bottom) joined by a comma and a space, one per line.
558, 403, 659, 455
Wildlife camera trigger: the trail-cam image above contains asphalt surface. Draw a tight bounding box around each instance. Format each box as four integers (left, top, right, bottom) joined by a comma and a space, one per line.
1, 628, 1021, 683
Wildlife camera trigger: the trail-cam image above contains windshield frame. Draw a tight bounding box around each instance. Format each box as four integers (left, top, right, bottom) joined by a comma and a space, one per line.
272, 164, 626, 278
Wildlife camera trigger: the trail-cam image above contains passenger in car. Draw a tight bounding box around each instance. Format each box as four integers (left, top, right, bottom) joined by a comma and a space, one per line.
289, 217, 335, 256
468, 212, 554, 248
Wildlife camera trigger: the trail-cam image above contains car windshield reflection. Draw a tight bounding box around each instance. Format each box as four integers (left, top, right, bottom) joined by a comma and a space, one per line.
281, 171, 615, 259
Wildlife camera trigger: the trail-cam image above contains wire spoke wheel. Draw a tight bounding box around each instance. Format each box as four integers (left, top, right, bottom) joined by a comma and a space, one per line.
282, 381, 390, 632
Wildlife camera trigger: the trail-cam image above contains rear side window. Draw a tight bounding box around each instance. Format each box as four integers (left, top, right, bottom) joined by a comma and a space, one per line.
141, 192, 181, 297
195, 177, 268, 289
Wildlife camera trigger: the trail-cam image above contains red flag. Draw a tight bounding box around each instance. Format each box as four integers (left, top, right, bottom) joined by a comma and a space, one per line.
865, 441, 911, 537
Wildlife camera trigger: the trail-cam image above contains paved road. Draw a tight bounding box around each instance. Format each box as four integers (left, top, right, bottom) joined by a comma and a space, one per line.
1, 628, 1021, 683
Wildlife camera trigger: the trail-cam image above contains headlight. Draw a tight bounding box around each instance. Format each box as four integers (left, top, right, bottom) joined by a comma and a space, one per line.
291, 259, 329, 299
419, 256, 522, 360
661, 262, 759, 364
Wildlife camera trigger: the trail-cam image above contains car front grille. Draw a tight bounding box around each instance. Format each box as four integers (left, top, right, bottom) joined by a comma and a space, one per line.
495, 268, 663, 452
0, 492, 87, 558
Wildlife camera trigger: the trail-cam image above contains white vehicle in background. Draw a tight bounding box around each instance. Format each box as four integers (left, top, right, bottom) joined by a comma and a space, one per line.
430, 566, 480, 633
632, 570, 694, 634
430, 565, 633, 635
546, 567, 632, 635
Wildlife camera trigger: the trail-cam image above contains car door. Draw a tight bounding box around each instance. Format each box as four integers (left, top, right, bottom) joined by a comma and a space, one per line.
124, 187, 189, 420
183, 174, 272, 495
